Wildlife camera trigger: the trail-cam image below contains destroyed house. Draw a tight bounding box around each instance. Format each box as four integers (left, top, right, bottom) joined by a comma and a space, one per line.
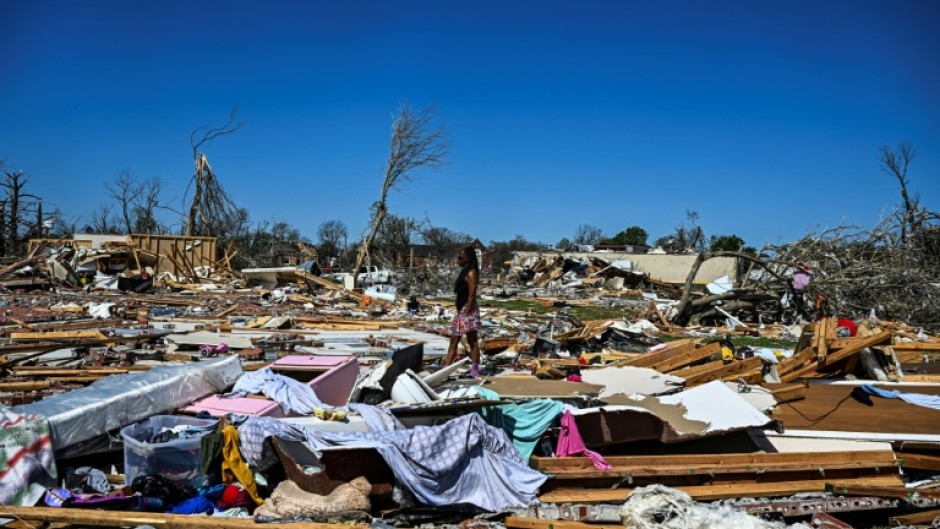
406, 244, 436, 267
269, 242, 317, 267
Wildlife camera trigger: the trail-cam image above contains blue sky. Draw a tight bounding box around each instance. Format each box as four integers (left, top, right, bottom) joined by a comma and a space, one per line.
1, 0, 938, 248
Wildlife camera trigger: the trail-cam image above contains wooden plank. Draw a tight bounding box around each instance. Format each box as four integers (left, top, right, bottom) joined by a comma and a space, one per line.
780, 332, 894, 382
897, 453, 940, 472
10, 330, 108, 341
548, 457, 899, 479
890, 508, 940, 526
816, 318, 830, 366
681, 356, 763, 386
767, 383, 807, 404
777, 346, 817, 378
893, 343, 940, 352
0, 381, 52, 391
895, 350, 926, 364
505, 518, 623, 529
826, 484, 940, 500
12, 369, 130, 377
670, 358, 724, 379
901, 374, 940, 383
829, 332, 893, 351
539, 475, 904, 503
818, 331, 894, 368
533, 450, 897, 472
614, 339, 697, 368
0, 506, 351, 529
650, 342, 721, 373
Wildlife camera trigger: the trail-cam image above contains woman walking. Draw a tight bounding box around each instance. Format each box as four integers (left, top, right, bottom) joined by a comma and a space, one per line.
443, 246, 482, 377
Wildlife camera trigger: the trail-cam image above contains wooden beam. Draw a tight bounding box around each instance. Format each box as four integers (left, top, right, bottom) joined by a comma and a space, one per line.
681, 356, 763, 386
825, 484, 940, 500
815, 318, 830, 366
896, 453, 940, 472
0, 381, 52, 392
505, 518, 624, 529
768, 383, 807, 404
650, 342, 721, 373
547, 458, 898, 479
533, 450, 897, 472
0, 506, 355, 529
10, 330, 108, 341
776, 346, 816, 378
829, 332, 893, 351
538, 475, 905, 503
890, 508, 940, 526
614, 339, 697, 368
893, 343, 940, 352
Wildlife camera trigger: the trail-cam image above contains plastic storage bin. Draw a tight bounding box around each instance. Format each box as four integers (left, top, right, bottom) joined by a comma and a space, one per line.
121, 415, 218, 487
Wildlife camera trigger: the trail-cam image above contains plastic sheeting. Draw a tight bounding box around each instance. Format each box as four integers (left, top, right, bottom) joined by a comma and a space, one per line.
14, 356, 242, 451
619, 485, 811, 529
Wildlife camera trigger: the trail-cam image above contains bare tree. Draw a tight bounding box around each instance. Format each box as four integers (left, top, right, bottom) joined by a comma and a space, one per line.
133, 176, 164, 234
573, 224, 604, 246
657, 210, 707, 252
185, 106, 245, 237
104, 169, 143, 234
420, 219, 471, 262
316, 220, 348, 264
880, 141, 919, 242
85, 204, 121, 234
354, 103, 448, 273
1, 169, 42, 255
372, 214, 419, 268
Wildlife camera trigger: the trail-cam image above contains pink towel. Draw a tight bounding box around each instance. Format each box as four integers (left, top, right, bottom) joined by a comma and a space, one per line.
555, 410, 612, 470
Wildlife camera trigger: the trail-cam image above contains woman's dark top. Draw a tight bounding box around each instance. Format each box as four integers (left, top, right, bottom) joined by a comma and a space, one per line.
455, 266, 471, 311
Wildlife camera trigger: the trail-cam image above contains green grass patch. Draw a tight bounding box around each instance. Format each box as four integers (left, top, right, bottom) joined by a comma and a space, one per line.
479, 299, 626, 321
727, 335, 798, 349
479, 299, 554, 314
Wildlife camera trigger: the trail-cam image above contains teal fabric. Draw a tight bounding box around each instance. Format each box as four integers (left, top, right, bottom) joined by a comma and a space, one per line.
475, 386, 564, 460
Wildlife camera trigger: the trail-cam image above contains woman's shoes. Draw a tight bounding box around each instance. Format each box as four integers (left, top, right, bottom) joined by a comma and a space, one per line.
469, 363, 480, 378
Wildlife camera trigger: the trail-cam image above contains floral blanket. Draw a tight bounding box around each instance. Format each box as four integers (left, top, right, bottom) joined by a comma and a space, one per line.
0, 406, 57, 505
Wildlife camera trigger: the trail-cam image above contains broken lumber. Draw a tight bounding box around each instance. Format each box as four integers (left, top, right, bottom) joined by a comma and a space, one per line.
10, 330, 108, 341
0, 506, 353, 529
539, 475, 905, 503
504, 518, 623, 529
890, 508, 940, 526
896, 452, 940, 472
536, 450, 898, 478
613, 339, 696, 368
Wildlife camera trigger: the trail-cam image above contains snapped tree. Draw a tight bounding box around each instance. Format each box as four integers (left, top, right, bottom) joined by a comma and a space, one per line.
184, 106, 245, 239
354, 103, 448, 273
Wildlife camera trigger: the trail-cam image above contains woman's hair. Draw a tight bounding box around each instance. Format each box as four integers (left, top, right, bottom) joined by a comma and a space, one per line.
461, 245, 480, 273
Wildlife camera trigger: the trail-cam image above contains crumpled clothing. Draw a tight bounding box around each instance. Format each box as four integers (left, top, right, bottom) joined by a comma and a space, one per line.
42, 488, 72, 507
254, 478, 371, 519
475, 386, 564, 461
67, 494, 138, 510
792, 269, 812, 291
131, 475, 197, 506
218, 484, 255, 510
214, 507, 251, 518
238, 413, 547, 512
859, 384, 940, 411
168, 495, 215, 515
67, 467, 110, 494
221, 425, 264, 506
555, 410, 612, 470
